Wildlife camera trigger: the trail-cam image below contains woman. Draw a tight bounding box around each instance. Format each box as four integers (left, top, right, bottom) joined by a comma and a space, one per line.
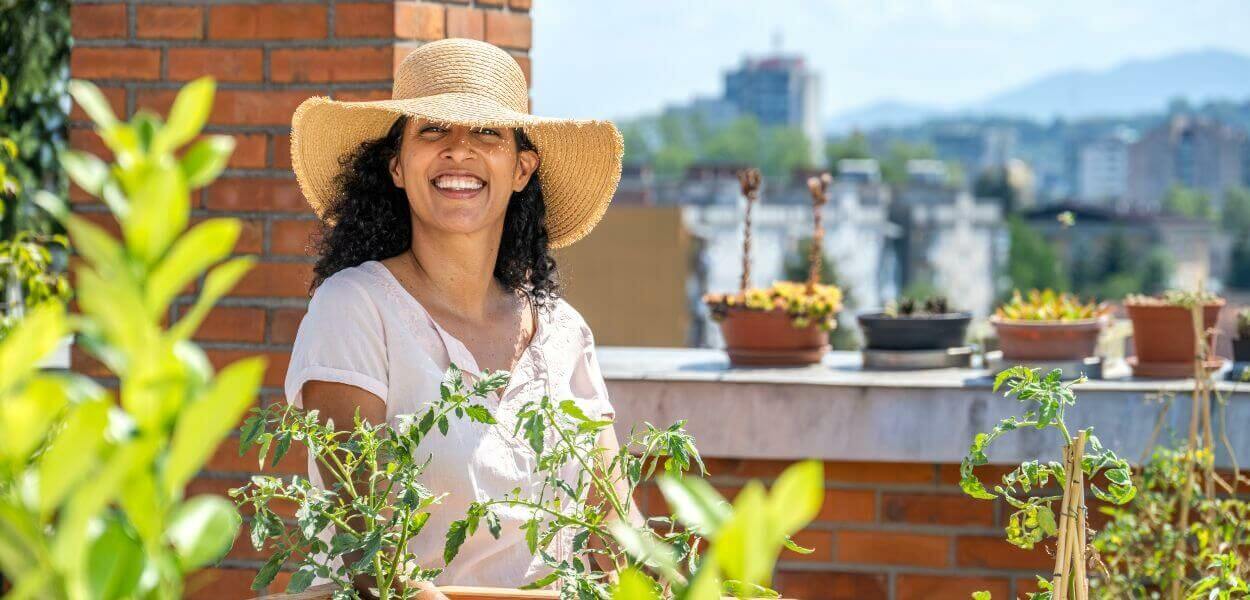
284, 38, 628, 596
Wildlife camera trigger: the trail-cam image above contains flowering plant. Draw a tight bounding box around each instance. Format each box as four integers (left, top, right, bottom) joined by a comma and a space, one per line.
993, 289, 1108, 322
703, 281, 843, 330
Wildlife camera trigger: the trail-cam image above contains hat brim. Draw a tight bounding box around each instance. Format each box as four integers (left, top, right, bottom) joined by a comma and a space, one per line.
289, 94, 624, 249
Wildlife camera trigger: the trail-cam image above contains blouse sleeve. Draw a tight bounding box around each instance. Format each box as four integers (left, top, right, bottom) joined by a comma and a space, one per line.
284, 273, 389, 408
569, 320, 615, 421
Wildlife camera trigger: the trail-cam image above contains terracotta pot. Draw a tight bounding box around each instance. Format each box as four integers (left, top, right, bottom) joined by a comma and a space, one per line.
857, 311, 971, 351
1125, 301, 1223, 365
991, 317, 1105, 361
715, 306, 830, 367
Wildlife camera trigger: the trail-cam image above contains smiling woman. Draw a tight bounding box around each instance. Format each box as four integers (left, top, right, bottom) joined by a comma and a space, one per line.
281, 38, 629, 597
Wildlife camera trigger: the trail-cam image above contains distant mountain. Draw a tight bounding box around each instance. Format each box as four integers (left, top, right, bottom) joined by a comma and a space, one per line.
826, 48, 1250, 134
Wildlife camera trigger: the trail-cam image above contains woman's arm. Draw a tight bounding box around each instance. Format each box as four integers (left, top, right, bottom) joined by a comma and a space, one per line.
301, 381, 450, 600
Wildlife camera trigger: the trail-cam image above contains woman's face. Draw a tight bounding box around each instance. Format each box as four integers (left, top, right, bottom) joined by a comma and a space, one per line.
388, 118, 539, 241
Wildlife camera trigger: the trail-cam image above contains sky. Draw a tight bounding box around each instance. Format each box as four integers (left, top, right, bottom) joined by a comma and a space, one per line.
529, 0, 1250, 122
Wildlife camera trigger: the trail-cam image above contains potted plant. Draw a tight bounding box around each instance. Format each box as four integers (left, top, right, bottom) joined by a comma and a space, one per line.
857, 295, 971, 351
702, 170, 843, 367
1124, 290, 1225, 378
990, 289, 1110, 362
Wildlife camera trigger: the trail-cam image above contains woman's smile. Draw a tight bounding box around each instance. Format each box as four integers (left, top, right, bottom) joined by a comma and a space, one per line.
430, 170, 488, 200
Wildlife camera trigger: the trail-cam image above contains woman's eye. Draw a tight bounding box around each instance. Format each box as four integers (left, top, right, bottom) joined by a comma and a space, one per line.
477, 128, 500, 137
419, 126, 445, 136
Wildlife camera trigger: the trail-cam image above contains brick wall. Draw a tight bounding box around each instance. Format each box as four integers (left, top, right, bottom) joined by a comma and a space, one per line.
68, 1, 532, 597
634, 459, 1055, 600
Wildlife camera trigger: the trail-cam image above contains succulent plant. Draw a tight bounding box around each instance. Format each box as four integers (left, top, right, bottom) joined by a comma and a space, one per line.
1237, 308, 1250, 340
994, 289, 1108, 322
1124, 290, 1224, 308
704, 281, 844, 330
883, 295, 953, 318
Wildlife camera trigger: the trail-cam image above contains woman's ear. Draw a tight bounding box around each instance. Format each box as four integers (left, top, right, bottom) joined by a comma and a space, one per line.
513, 148, 540, 193
389, 153, 405, 188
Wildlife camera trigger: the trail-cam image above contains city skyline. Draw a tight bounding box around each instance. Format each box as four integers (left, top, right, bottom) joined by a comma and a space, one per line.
530, 0, 1250, 123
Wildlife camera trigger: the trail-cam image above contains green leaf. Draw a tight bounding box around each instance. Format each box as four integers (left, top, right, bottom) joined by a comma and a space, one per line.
251, 551, 286, 590
972, 592, 993, 600
157, 76, 214, 154
86, 516, 145, 600
1036, 505, 1057, 537
464, 404, 496, 425
170, 256, 255, 340
520, 571, 561, 591
167, 495, 242, 569
62, 150, 111, 196
767, 460, 823, 537
608, 521, 680, 583
165, 356, 267, 495
239, 415, 265, 450
722, 579, 781, 598
559, 399, 593, 422
69, 79, 119, 128
524, 519, 538, 554
444, 519, 469, 564
713, 482, 772, 587
781, 536, 813, 555
0, 302, 67, 393
286, 567, 316, 594
180, 135, 234, 189
612, 567, 659, 600
36, 398, 110, 519
0, 375, 69, 465
120, 157, 189, 265
656, 474, 729, 536
146, 218, 241, 317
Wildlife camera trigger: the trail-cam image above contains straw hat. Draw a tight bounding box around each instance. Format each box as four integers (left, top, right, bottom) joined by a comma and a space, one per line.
289, 38, 623, 249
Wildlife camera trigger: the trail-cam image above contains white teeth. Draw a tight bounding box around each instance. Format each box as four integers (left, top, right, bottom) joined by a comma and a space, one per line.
433, 174, 485, 191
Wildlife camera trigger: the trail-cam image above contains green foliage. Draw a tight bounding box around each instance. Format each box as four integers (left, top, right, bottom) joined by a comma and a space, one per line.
1221, 186, 1250, 235
611, 460, 825, 600
231, 364, 505, 599
445, 392, 717, 599
0, 77, 261, 598
622, 113, 812, 180
1092, 446, 1250, 599
994, 289, 1106, 322
0, 228, 71, 336
1068, 230, 1173, 300
1006, 217, 1067, 294
1162, 185, 1215, 221
1237, 309, 1250, 340
961, 367, 1135, 598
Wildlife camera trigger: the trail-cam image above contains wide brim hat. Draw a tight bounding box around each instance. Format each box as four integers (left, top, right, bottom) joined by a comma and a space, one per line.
289, 38, 623, 249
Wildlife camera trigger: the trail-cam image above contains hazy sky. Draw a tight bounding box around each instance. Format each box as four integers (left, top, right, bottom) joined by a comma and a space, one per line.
530, 0, 1250, 121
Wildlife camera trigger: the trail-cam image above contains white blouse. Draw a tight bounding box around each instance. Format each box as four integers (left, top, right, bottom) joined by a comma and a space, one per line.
284, 259, 615, 588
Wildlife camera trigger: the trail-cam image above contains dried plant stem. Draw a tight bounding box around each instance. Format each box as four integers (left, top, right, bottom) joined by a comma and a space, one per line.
1054, 430, 1090, 600
737, 168, 761, 293
804, 174, 831, 292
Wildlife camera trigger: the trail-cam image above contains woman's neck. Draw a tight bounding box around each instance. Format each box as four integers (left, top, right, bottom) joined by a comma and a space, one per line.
406, 222, 507, 321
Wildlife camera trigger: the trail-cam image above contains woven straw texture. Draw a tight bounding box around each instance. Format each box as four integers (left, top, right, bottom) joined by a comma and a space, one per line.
289, 38, 624, 249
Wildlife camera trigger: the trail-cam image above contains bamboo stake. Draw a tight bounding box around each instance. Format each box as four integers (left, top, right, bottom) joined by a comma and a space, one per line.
1073, 431, 1089, 600
804, 173, 831, 293
1052, 438, 1077, 600
1054, 430, 1090, 600
737, 168, 761, 293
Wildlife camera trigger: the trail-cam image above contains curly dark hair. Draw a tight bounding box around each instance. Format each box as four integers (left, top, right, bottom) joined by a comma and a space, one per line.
309, 115, 560, 307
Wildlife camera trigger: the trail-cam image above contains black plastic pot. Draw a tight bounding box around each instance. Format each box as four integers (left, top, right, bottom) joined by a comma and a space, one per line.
1235, 338, 1250, 363
857, 311, 972, 351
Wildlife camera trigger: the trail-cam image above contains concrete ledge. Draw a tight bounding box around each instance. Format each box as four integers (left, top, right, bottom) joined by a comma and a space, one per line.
600, 348, 1250, 468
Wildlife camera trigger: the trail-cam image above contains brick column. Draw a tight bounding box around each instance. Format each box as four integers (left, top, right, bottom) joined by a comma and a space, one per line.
68, 1, 532, 596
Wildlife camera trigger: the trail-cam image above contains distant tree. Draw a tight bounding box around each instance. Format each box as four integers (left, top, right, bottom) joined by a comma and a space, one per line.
1006, 217, 1067, 293
1221, 186, 1250, 234
825, 131, 871, 173
1162, 185, 1215, 220
762, 126, 812, 177
621, 122, 653, 166
1139, 248, 1174, 294
879, 141, 937, 186
1229, 235, 1250, 290
975, 168, 1019, 214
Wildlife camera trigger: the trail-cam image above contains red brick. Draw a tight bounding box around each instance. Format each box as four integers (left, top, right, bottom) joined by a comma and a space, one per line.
79, 211, 123, 238
508, 0, 531, 10
205, 177, 308, 212
784, 529, 832, 562
774, 571, 888, 600
702, 457, 792, 479
71, 4, 126, 38
939, 463, 1017, 487
209, 436, 307, 475
270, 47, 393, 83
882, 492, 995, 526
236, 218, 265, 254
207, 4, 327, 40
484, 11, 530, 50
192, 306, 266, 343
68, 127, 112, 162
270, 218, 319, 256
834, 530, 950, 568
394, 2, 445, 40
955, 535, 1052, 570
825, 461, 935, 485
136, 6, 202, 39
167, 47, 263, 82
184, 568, 256, 600
225, 132, 268, 169
69, 86, 125, 123
273, 132, 292, 169
232, 262, 314, 298
336, 2, 392, 38
334, 87, 392, 102
71, 344, 113, 378
71, 47, 161, 81
897, 575, 1010, 600
209, 89, 313, 126
476, 0, 503, 5
205, 348, 292, 387
445, 6, 484, 39
269, 308, 307, 344
817, 489, 876, 523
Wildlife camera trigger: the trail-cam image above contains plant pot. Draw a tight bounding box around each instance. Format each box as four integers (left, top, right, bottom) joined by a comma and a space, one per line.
1232, 338, 1250, 363
1125, 301, 1224, 369
715, 305, 829, 367
857, 311, 971, 351
991, 317, 1105, 361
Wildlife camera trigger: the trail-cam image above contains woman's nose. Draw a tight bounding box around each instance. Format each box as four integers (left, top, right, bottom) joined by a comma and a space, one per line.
439, 128, 477, 161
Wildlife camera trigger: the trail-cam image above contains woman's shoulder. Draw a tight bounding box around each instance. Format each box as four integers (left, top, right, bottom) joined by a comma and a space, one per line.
309, 261, 390, 313
544, 296, 594, 345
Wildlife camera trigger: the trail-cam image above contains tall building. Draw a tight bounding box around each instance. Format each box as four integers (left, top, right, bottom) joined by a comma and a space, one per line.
723, 53, 822, 162
1127, 115, 1247, 212
1077, 128, 1135, 207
